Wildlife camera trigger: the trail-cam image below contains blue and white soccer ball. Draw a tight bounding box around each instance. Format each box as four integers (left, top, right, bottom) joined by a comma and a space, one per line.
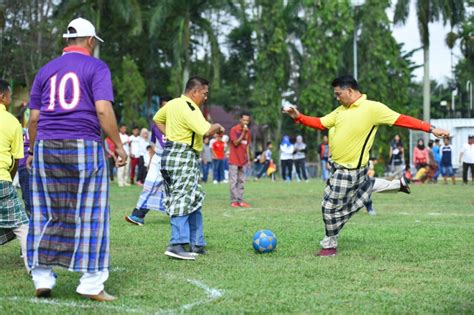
252, 229, 277, 253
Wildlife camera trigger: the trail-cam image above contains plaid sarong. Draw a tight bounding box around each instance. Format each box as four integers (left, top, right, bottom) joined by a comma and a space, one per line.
161, 141, 204, 217
135, 153, 165, 212
27, 140, 110, 272
321, 163, 372, 238
0, 180, 29, 245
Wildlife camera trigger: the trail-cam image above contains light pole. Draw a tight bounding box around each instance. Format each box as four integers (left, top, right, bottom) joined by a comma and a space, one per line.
467, 80, 472, 117
351, 0, 364, 80
451, 88, 458, 117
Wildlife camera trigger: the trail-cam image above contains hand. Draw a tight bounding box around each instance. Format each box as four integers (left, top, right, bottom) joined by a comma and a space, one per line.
26, 155, 34, 170
115, 146, 128, 168
282, 106, 300, 119
431, 128, 449, 138
216, 123, 225, 134
243, 124, 248, 132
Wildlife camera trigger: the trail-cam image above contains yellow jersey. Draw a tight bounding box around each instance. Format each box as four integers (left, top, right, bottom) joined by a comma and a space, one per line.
320, 95, 399, 169
153, 95, 211, 152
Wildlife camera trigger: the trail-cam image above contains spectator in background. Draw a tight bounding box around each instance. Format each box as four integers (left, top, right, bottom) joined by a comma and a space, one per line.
413, 139, 429, 170
129, 126, 141, 185
432, 139, 441, 181
256, 142, 273, 179
440, 137, 456, 185
427, 140, 438, 183
280, 135, 294, 182
388, 134, 404, 178
318, 135, 330, 181
201, 137, 212, 183
459, 135, 474, 184
293, 135, 308, 182
136, 128, 150, 185
211, 132, 225, 184
104, 137, 116, 182
229, 112, 251, 208
118, 125, 131, 187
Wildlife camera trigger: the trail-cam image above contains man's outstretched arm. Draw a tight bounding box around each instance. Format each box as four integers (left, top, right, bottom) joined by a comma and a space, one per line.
393, 115, 449, 138
282, 107, 327, 131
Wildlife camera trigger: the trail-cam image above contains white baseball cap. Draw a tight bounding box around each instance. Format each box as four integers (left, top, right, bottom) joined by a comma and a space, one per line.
63, 17, 104, 42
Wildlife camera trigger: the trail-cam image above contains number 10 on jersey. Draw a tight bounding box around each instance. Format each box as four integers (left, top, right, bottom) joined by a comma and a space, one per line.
47, 72, 80, 111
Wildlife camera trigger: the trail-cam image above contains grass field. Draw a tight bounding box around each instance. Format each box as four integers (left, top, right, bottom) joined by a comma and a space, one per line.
1, 179, 473, 314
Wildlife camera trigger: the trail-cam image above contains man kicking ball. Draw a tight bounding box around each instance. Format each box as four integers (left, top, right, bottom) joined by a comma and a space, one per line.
283, 75, 449, 256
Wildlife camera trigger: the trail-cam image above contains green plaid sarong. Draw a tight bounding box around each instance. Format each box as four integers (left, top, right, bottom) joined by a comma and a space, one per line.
0, 180, 28, 245
161, 141, 205, 216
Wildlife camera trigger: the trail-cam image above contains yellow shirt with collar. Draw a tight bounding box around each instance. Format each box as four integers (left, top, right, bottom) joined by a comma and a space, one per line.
320, 95, 400, 169
153, 95, 211, 152
0, 104, 24, 181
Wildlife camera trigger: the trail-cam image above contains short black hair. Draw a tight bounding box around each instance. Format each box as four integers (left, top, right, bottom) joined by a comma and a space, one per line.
160, 95, 172, 104
132, 126, 139, 130
185, 76, 209, 92
266, 141, 272, 147
332, 75, 359, 90
0, 79, 10, 94
240, 111, 251, 118
146, 145, 152, 150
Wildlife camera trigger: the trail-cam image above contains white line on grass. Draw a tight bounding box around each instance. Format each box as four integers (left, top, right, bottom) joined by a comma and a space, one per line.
178, 279, 223, 312
395, 212, 474, 217
1, 278, 224, 314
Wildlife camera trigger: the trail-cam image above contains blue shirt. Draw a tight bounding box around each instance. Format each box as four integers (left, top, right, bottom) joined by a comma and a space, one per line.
432, 145, 441, 163
440, 145, 452, 166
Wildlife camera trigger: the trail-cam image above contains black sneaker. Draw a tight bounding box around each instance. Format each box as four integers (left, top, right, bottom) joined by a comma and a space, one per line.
164, 245, 196, 260
190, 245, 208, 255
400, 176, 411, 194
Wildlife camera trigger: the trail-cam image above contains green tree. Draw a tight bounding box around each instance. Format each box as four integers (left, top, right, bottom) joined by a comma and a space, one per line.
114, 56, 146, 127
149, 0, 222, 96
55, 0, 143, 57
393, 0, 466, 123
448, 6, 474, 116
252, 0, 290, 143
0, 0, 57, 87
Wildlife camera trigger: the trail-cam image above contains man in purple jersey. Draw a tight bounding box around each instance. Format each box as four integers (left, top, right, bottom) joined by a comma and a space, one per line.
125, 95, 171, 226
26, 18, 127, 302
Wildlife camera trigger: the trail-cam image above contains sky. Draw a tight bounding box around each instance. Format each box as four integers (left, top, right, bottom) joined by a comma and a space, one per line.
389, 3, 462, 84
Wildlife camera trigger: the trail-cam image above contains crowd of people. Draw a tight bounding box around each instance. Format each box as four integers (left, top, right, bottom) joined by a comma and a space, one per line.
0, 17, 472, 303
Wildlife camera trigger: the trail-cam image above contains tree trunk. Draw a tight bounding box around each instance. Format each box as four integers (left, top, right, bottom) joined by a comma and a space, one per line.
422, 45, 430, 142
182, 13, 190, 91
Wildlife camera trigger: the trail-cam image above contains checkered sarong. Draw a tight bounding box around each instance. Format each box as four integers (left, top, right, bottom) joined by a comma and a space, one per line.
321, 163, 372, 237
161, 141, 204, 217
27, 140, 110, 272
0, 180, 29, 245
135, 153, 164, 212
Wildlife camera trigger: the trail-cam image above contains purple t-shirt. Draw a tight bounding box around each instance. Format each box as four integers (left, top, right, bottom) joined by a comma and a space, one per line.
29, 47, 114, 141
151, 124, 166, 149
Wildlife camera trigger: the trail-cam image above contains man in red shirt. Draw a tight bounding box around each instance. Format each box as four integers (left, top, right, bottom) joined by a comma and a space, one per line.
229, 112, 251, 207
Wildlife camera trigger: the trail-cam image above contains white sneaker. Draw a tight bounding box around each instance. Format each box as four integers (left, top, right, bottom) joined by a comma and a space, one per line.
213, 180, 218, 184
